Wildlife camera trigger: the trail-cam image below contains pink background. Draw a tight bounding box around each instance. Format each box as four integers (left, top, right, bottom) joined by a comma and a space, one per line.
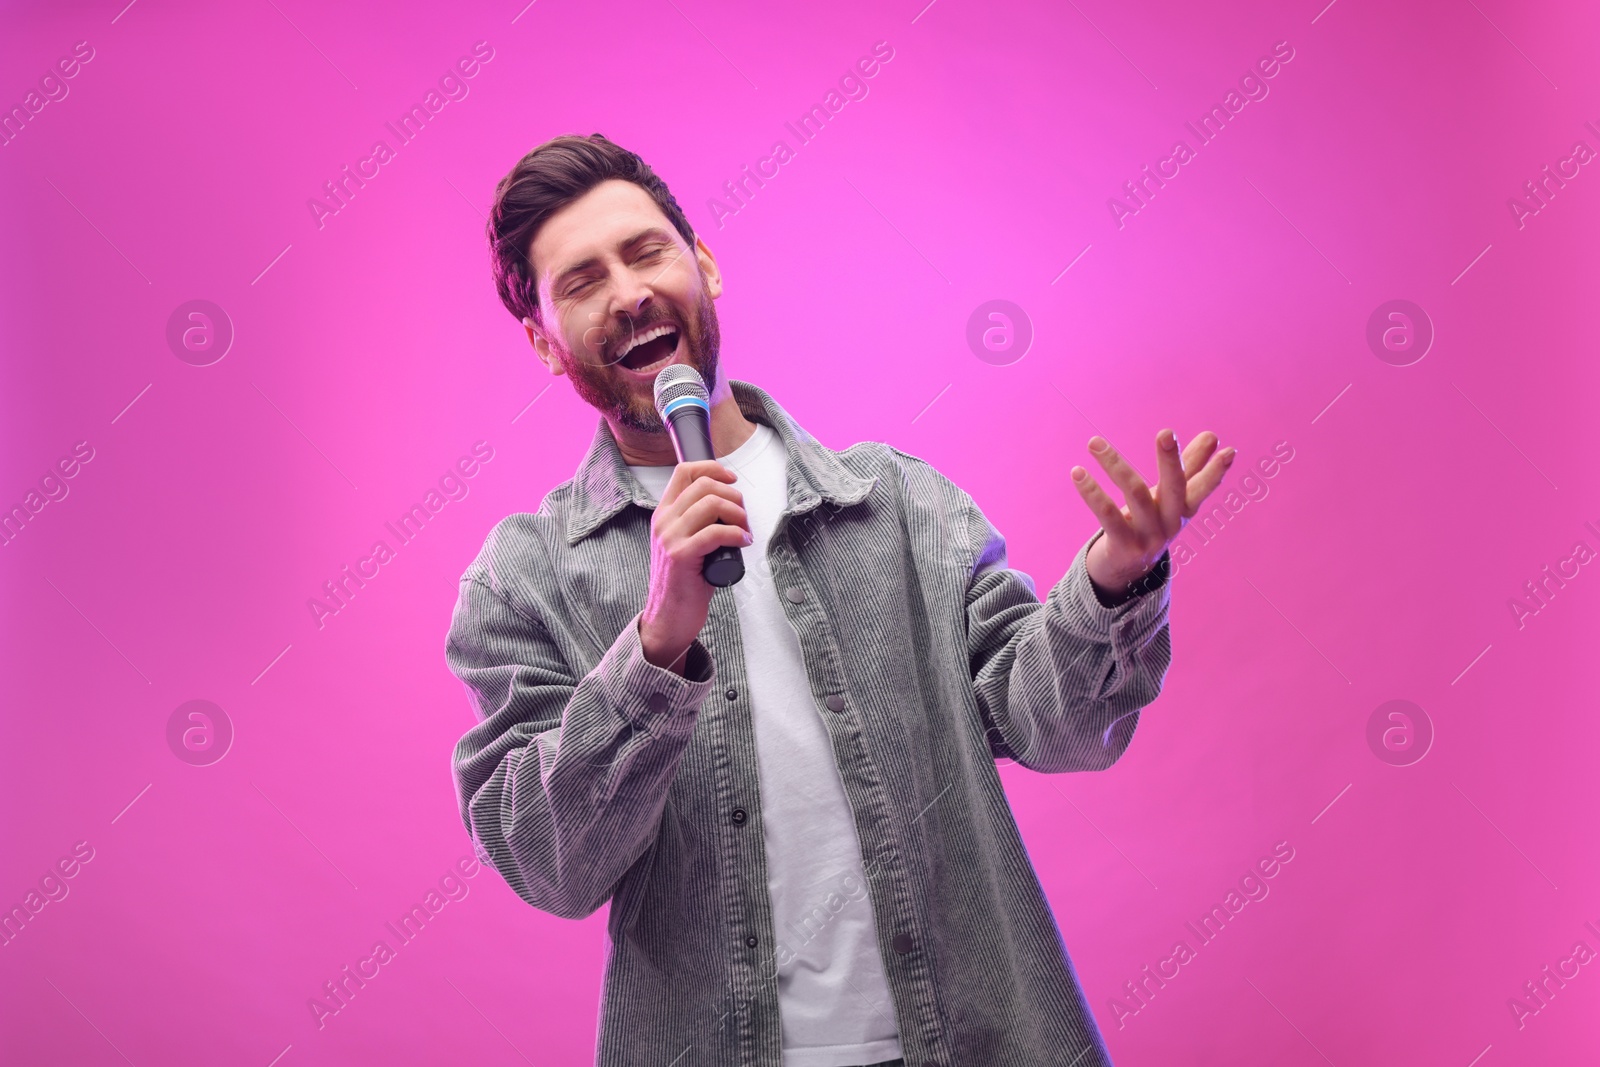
3, 0, 1597, 1063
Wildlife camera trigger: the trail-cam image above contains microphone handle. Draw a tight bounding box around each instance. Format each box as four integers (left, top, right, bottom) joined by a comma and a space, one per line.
667, 408, 745, 587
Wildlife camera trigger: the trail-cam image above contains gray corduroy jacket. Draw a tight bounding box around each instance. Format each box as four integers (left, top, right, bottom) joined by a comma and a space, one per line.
445, 379, 1172, 1066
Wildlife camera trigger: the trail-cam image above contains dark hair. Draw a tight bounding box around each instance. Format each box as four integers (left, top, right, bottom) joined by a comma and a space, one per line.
487, 133, 696, 325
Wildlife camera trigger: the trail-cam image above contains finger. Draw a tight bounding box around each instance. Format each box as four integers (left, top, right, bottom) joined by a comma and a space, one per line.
681, 519, 755, 560
663, 471, 744, 519
1181, 431, 1219, 479
672, 493, 750, 538
1087, 437, 1161, 533
659, 460, 737, 509
1070, 466, 1135, 544
1155, 428, 1186, 534
1183, 444, 1237, 516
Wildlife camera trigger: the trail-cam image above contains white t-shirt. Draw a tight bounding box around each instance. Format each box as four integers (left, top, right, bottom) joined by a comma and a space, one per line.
629, 422, 904, 1067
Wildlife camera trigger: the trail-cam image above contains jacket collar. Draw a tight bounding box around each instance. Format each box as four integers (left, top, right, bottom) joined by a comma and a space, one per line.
564, 379, 878, 545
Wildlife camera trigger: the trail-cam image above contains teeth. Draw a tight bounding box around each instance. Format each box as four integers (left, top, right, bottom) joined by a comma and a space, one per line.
635, 350, 674, 372
618, 323, 677, 359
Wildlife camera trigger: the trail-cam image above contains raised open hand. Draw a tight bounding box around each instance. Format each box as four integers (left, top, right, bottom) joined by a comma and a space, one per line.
1071, 429, 1235, 595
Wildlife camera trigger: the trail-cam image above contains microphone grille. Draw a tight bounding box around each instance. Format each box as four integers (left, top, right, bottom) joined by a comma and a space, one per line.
653, 363, 708, 417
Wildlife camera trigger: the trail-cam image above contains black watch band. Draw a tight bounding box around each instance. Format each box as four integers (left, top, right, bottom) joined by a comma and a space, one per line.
1087, 530, 1172, 607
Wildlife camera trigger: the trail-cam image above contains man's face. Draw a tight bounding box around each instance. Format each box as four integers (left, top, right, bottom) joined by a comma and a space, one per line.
527, 179, 723, 433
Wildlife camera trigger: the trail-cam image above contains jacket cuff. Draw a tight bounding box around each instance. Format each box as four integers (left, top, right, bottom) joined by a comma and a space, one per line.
1061, 530, 1172, 632
600, 612, 716, 740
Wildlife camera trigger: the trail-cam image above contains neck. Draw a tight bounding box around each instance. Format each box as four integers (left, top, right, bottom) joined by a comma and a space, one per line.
610, 375, 758, 466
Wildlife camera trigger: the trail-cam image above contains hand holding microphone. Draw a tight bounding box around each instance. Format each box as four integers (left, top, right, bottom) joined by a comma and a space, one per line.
637, 366, 748, 674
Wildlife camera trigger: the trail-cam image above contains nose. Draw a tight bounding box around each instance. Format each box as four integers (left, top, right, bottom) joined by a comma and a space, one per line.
611, 265, 656, 325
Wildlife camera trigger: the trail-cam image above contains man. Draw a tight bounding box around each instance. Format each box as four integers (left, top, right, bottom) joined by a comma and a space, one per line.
446, 133, 1235, 1067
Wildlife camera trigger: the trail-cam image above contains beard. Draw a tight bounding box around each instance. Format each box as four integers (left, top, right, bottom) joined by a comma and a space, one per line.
553, 280, 723, 434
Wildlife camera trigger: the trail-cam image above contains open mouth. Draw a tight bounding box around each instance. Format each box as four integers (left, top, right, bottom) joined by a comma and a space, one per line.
617, 323, 682, 374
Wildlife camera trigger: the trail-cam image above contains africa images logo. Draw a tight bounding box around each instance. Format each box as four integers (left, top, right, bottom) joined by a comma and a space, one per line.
306, 442, 494, 630
305, 42, 496, 230
1106, 40, 1296, 229
705, 40, 896, 230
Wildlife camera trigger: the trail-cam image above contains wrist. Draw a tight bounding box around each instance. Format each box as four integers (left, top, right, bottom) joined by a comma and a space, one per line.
1085, 531, 1168, 605
1085, 530, 1147, 586
638, 616, 691, 675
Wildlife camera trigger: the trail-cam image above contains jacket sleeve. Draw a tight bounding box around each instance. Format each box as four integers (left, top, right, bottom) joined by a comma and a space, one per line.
960, 493, 1173, 773
445, 574, 716, 919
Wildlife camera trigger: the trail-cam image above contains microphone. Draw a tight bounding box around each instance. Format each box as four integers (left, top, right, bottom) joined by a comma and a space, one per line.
653, 365, 745, 587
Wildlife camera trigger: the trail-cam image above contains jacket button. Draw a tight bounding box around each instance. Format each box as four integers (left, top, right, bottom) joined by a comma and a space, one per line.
745, 935, 759, 948
785, 586, 806, 603
891, 932, 914, 954
731, 808, 747, 824
725, 687, 738, 701
824, 694, 845, 713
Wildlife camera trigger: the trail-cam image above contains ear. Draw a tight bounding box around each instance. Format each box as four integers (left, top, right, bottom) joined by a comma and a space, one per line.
693, 235, 723, 299
523, 316, 565, 376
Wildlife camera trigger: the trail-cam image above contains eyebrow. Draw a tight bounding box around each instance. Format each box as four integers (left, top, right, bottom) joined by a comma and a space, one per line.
548, 227, 676, 292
